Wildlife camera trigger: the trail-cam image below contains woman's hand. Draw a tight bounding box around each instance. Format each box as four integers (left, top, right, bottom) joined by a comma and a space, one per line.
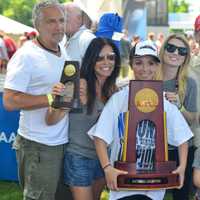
165, 92, 181, 108
172, 165, 185, 189
80, 78, 87, 105
104, 165, 128, 191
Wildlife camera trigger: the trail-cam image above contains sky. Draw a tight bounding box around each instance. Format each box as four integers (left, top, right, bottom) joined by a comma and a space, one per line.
186, 0, 200, 13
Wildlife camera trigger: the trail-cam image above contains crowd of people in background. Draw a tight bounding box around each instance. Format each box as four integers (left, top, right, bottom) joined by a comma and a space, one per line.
1, 0, 200, 200
0, 30, 37, 74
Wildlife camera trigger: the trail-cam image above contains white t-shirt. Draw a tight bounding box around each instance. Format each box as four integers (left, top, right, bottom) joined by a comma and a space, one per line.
88, 86, 193, 200
61, 25, 95, 65
4, 41, 69, 146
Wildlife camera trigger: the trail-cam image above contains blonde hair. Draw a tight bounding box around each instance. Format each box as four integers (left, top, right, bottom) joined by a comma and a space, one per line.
159, 33, 191, 104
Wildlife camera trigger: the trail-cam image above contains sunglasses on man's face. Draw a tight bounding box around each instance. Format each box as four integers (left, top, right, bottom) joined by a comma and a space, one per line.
97, 53, 116, 62
164, 43, 188, 56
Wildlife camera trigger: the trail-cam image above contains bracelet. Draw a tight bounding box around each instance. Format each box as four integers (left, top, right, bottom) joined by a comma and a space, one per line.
47, 94, 54, 106
103, 163, 111, 170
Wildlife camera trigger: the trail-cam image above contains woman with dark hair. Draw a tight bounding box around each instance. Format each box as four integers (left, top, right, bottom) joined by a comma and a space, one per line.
80, 37, 121, 114
46, 37, 121, 200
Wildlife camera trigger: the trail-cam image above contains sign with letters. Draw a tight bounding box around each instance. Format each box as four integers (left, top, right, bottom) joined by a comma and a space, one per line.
0, 93, 19, 181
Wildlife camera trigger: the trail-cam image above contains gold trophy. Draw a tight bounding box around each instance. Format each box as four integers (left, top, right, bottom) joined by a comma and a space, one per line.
52, 61, 80, 109
114, 80, 180, 190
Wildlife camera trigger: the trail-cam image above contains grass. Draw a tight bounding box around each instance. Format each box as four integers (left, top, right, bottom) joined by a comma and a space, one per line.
0, 181, 22, 200
0, 181, 190, 200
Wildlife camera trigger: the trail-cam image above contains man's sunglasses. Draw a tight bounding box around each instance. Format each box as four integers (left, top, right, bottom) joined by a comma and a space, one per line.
164, 43, 188, 56
97, 53, 116, 62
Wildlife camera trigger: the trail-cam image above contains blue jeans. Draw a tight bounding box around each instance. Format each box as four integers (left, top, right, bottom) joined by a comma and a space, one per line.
64, 152, 104, 187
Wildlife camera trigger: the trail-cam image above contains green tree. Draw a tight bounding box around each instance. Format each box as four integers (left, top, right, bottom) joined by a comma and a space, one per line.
2, 0, 72, 27
0, 0, 10, 14
168, 0, 189, 13
3, 0, 37, 26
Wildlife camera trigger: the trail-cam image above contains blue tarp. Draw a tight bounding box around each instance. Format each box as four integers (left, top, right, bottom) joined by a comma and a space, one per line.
0, 92, 19, 181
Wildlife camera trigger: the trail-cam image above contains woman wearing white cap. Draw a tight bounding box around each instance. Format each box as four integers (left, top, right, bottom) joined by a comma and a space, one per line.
88, 40, 193, 200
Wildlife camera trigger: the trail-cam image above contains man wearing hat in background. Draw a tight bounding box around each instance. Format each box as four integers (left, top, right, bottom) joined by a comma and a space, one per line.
191, 14, 200, 200
62, 2, 95, 65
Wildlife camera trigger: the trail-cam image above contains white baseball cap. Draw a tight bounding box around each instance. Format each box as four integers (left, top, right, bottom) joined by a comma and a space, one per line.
134, 40, 160, 62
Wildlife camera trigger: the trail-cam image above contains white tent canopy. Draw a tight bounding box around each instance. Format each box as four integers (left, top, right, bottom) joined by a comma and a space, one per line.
0, 15, 36, 35
73, 0, 122, 21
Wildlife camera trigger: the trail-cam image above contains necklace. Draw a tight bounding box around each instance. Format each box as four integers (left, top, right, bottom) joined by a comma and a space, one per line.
37, 38, 60, 54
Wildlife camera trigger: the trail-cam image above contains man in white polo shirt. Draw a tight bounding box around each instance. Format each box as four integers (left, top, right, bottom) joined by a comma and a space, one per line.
62, 2, 95, 65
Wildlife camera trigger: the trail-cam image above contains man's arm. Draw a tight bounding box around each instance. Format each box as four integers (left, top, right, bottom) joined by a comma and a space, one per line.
3, 88, 49, 111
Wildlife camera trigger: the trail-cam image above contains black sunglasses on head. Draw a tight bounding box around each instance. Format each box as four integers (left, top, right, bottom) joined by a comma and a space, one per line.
164, 43, 188, 56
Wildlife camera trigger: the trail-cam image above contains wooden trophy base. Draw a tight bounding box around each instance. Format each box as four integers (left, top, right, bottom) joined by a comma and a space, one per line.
114, 161, 180, 190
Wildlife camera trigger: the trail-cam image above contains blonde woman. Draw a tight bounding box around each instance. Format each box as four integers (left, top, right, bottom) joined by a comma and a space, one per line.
159, 33, 197, 200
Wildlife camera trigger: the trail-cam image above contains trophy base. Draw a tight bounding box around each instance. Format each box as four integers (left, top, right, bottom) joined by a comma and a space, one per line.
52, 98, 82, 112
114, 161, 180, 190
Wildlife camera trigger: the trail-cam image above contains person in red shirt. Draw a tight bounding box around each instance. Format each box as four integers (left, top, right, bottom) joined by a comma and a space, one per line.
0, 30, 17, 59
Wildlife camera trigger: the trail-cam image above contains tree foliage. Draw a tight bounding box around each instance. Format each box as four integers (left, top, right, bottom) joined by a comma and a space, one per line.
0, 0, 10, 14
168, 0, 189, 13
1, 0, 71, 27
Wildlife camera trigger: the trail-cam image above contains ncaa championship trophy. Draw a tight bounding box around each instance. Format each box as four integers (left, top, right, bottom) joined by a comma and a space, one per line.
52, 61, 80, 109
114, 80, 180, 190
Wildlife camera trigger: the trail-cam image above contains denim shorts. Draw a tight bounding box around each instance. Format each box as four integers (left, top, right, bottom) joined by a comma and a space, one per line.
64, 152, 104, 186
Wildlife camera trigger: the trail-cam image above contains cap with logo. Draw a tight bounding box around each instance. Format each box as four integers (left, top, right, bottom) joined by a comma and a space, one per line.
134, 40, 160, 62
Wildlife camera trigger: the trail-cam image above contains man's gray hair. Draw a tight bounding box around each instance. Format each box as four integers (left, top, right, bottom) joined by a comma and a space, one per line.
32, 0, 65, 28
